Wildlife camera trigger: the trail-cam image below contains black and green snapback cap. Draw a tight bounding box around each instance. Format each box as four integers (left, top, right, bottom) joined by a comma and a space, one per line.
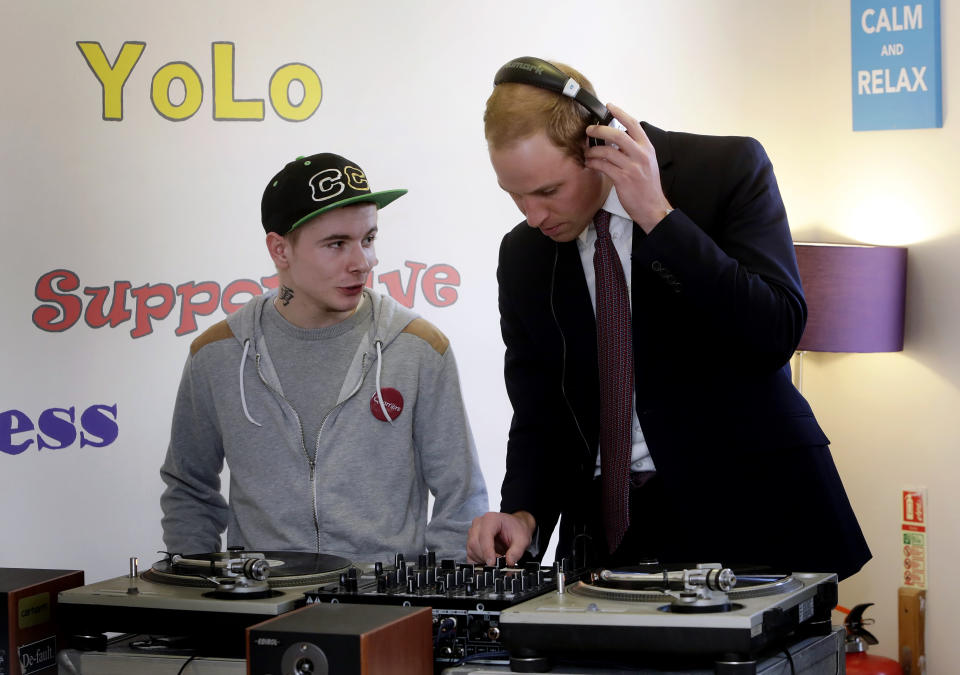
261, 153, 407, 235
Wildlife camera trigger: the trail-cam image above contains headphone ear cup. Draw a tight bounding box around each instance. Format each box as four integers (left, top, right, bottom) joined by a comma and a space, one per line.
588, 114, 626, 149
588, 112, 612, 147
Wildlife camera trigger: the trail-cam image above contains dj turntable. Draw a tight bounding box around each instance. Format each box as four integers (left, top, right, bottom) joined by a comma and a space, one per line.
57, 549, 354, 658
497, 564, 839, 673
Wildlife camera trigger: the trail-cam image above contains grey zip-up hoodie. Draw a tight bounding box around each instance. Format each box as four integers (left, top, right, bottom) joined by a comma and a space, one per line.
160, 289, 488, 562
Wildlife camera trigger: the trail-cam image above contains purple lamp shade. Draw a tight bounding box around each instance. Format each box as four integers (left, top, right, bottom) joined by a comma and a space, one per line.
794, 243, 907, 353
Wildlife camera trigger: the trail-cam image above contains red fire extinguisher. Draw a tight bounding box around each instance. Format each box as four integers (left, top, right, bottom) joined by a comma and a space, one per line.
844, 603, 904, 675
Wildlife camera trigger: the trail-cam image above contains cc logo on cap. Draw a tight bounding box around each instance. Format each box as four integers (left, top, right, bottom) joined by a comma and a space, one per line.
308, 169, 346, 202
344, 165, 370, 192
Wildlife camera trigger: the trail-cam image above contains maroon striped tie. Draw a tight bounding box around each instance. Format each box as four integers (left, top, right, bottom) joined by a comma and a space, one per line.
593, 209, 633, 553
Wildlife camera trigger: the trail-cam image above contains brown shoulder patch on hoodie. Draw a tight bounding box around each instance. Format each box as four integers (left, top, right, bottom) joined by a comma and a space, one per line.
401, 318, 449, 355
190, 320, 235, 356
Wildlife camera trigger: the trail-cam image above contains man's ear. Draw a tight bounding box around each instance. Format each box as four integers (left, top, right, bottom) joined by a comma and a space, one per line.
576, 135, 590, 167
266, 232, 290, 269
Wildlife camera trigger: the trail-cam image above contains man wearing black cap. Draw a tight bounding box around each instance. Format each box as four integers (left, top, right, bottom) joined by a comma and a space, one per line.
160, 153, 488, 562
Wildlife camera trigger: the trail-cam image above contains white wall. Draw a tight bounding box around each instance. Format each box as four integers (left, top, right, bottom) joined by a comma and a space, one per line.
1, 0, 955, 667
781, 1, 956, 665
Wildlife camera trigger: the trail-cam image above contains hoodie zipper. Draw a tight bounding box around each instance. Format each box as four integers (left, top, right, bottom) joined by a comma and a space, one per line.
255, 350, 372, 554
254, 352, 321, 553
308, 352, 370, 552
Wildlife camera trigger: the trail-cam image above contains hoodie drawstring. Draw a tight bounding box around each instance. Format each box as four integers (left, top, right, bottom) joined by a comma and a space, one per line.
240, 339, 262, 427
374, 339, 393, 425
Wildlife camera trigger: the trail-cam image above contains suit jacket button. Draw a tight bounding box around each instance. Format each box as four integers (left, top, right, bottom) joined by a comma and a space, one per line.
651, 261, 662, 272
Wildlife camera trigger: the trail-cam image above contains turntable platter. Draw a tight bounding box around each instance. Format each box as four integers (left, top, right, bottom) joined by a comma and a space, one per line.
143, 551, 353, 588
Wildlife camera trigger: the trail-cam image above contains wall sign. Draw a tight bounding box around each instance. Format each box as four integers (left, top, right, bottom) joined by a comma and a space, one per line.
851, 1, 942, 130
901, 487, 927, 589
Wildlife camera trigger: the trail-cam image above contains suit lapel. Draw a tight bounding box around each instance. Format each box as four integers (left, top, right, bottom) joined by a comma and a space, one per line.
552, 241, 601, 460
551, 241, 596, 348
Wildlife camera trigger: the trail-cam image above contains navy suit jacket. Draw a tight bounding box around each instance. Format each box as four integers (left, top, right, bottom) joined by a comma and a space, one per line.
497, 124, 870, 579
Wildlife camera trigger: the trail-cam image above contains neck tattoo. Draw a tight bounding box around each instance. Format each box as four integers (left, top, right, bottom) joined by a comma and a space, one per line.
277, 285, 294, 307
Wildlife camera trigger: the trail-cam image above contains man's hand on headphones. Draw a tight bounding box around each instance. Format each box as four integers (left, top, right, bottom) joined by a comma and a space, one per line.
585, 102, 673, 234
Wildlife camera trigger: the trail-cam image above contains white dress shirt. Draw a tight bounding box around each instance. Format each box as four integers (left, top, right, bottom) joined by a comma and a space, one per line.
576, 188, 656, 475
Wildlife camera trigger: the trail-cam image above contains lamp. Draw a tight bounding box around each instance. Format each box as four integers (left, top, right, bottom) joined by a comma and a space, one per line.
792, 242, 907, 391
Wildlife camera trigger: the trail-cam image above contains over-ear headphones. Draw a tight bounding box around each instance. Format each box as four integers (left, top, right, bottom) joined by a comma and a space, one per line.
493, 56, 620, 146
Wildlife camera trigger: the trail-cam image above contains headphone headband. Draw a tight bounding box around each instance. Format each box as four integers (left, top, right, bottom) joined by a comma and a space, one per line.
493, 56, 612, 125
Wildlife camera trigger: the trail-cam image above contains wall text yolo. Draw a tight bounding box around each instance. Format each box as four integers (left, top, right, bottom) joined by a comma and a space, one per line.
78, 41, 322, 121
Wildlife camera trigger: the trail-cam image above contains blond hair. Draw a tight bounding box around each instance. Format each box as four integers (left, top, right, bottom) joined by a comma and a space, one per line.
483, 61, 597, 163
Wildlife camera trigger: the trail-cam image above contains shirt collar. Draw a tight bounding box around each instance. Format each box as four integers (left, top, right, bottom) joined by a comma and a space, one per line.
601, 186, 631, 221
578, 187, 631, 246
